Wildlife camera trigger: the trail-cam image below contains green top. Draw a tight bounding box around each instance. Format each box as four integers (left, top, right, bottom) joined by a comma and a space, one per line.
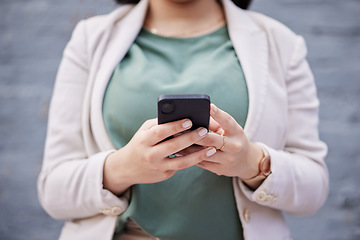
103, 25, 248, 240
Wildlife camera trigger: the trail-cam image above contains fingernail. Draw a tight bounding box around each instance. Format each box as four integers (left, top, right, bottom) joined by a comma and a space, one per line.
182, 120, 192, 128
198, 128, 208, 137
206, 147, 216, 157
211, 103, 218, 113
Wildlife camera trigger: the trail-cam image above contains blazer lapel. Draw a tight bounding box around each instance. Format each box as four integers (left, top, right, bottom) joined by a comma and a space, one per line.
223, 0, 269, 140
91, 0, 149, 150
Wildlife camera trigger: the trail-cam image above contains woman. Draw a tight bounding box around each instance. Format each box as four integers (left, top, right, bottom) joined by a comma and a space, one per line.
37, 0, 329, 239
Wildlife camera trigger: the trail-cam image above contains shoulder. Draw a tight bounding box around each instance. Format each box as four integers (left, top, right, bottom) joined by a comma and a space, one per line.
245, 11, 298, 41
70, 4, 135, 44
242, 10, 307, 71
84, 5, 134, 31
65, 4, 136, 60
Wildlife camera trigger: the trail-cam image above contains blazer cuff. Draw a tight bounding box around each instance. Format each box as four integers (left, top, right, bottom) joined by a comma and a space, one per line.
93, 150, 130, 216
238, 143, 280, 207
237, 142, 328, 215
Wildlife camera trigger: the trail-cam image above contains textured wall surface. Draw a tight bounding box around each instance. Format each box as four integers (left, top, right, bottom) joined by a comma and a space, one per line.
0, 0, 359, 239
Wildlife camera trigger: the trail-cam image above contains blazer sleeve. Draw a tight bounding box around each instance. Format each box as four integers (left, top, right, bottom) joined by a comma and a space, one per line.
239, 36, 329, 216
37, 20, 129, 220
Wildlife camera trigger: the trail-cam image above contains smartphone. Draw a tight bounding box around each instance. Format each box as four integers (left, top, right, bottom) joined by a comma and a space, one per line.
157, 94, 210, 130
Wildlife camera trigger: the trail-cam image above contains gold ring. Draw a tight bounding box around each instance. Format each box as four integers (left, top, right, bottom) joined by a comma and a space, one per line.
219, 132, 226, 151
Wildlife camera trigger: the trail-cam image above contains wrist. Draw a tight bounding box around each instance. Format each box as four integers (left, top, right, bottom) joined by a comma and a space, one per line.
241, 142, 263, 179
103, 150, 134, 195
242, 144, 272, 190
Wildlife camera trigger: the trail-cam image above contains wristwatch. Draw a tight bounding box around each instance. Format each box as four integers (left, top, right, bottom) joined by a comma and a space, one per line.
244, 145, 272, 183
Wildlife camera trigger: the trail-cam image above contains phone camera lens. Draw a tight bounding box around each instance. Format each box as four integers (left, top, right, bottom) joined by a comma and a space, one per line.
161, 102, 174, 114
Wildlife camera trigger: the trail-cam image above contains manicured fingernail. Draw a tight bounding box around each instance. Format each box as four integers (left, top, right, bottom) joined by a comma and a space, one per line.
206, 147, 216, 157
211, 103, 218, 113
182, 120, 192, 128
198, 128, 208, 137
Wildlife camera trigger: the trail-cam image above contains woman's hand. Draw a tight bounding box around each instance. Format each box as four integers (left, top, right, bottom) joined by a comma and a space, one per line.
103, 118, 210, 195
196, 104, 263, 185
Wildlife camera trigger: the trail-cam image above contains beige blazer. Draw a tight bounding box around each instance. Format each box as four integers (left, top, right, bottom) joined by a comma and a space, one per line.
37, 0, 329, 239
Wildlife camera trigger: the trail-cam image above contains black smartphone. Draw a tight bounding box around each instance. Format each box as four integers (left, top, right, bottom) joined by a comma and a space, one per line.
157, 94, 211, 130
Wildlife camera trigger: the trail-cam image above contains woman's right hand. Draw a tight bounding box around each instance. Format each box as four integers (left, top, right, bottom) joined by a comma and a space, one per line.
103, 118, 210, 195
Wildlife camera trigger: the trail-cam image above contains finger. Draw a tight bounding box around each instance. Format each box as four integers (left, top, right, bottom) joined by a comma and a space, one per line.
139, 118, 158, 130
165, 146, 211, 170
209, 117, 223, 134
203, 147, 222, 163
147, 119, 193, 145
197, 161, 222, 175
195, 132, 225, 150
210, 104, 240, 134
177, 145, 204, 156
156, 127, 208, 157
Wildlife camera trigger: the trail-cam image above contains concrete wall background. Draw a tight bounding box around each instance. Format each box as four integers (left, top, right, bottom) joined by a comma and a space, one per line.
0, 0, 359, 239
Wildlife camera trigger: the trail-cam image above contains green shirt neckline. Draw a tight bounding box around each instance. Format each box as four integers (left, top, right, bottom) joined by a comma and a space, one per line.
141, 24, 228, 40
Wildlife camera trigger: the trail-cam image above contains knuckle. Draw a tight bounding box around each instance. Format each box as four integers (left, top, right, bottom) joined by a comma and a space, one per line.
196, 135, 213, 147
190, 131, 201, 142
163, 170, 175, 180
227, 157, 236, 164
224, 114, 233, 124
143, 151, 156, 163
166, 141, 178, 153
151, 165, 161, 172
137, 134, 147, 145
170, 122, 181, 133
142, 119, 156, 130
216, 167, 225, 176
199, 153, 206, 162
201, 136, 213, 146
144, 119, 152, 125
152, 128, 163, 139
176, 122, 185, 132
149, 161, 163, 172
177, 161, 190, 170
161, 171, 169, 180
232, 142, 243, 153
212, 169, 221, 176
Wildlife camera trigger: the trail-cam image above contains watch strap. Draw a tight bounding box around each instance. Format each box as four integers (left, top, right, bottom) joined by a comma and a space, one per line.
244, 145, 271, 183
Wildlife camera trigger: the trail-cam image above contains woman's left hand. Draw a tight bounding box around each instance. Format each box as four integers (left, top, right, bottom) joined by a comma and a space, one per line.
196, 104, 263, 180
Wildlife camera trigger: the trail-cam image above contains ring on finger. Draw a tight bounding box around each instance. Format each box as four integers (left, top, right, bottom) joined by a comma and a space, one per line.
219, 132, 226, 151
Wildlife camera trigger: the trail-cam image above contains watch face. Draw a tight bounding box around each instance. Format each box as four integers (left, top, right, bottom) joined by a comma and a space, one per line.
262, 156, 271, 176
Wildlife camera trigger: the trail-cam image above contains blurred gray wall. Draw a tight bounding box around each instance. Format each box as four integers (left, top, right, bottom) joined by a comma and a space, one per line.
0, 0, 359, 239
